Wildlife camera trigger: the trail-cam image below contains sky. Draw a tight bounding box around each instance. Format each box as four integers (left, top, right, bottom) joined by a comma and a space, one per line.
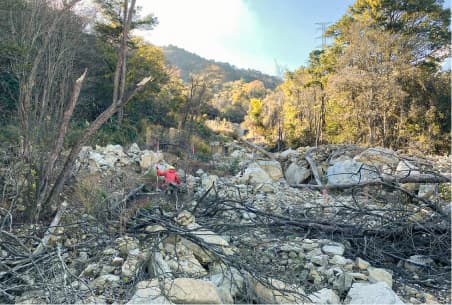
136, 0, 356, 76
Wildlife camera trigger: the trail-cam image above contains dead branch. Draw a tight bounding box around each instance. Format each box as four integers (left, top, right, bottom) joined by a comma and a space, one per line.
35, 70, 88, 219
33, 201, 68, 256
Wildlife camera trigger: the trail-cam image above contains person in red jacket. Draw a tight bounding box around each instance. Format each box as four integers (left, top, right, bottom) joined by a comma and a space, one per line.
156, 165, 180, 193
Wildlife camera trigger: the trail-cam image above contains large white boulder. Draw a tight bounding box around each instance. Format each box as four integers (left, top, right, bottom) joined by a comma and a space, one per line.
346, 282, 404, 304
418, 184, 437, 199
256, 160, 284, 180
239, 162, 273, 184
88, 151, 114, 168
278, 148, 299, 160
308, 288, 340, 304
102, 144, 126, 158
353, 148, 399, 170
327, 160, 379, 186
207, 268, 244, 304
285, 162, 310, 185
166, 253, 208, 277
395, 160, 420, 178
127, 143, 141, 155
321, 242, 345, 256
368, 267, 393, 288
165, 278, 223, 304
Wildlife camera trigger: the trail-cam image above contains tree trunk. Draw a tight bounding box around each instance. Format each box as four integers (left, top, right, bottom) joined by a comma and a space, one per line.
43, 75, 153, 213
35, 69, 87, 219
38, 0, 146, 218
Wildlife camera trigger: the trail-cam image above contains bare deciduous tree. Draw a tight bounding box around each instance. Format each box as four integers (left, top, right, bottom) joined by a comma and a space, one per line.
2, 0, 154, 221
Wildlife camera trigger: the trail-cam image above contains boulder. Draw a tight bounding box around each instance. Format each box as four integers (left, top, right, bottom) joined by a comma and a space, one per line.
80, 263, 100, 277
327, 160, 379, 186
192, 228, 234, 256
111, 256, 124, 267
102, 248, 117, 256
116, 236, 140, 257
368, 267, 393, 288
332, 271, 353, 294
88, 151, 114, 169
311, 255, 329, 266
208, 269, 244, 304
321, 242, 345, 256
78, 146, 92, 160
122, 249, 147, 278
355, 257, 370, 270
175, 210, 195, 226
100, 265, 115, 275
127, 143, 141, 155
165, 278, 222, 304
145, 225, 167, 233
180, 238, 213, 264
353, 148, 399, 170
346, 282, 404, 304
301, 239, 319, 251
348, 272, 368, 281
167, 256, 207, 277
418, 184, 437, 199
257, 160, 284, 180
330, 255, 347, 266
102, 144, 126, 157
308, 288, 340, 304
149, 252, 173, 278
127, 279, 171, 304
89, 274, 120, 292
285, 162, 311, 185
395, 160, 420, 178
239, 163, 273, 184
329, 154, 353, 165
251, 278, 306, 304
278, 148, 299, 160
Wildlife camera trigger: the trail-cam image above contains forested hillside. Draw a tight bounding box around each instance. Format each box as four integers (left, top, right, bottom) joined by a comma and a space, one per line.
162, 45, 282, 89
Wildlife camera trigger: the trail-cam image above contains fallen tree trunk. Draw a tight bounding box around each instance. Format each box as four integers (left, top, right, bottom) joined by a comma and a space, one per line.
289, 172, 451, 189
305, 153, 323, 187
239, 139, 275, 160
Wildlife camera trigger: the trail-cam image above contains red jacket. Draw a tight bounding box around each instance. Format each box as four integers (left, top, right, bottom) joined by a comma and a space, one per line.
156, 168, 181, 184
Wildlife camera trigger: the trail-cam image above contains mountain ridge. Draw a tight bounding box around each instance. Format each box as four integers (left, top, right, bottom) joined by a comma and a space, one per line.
162, 44, 282, 90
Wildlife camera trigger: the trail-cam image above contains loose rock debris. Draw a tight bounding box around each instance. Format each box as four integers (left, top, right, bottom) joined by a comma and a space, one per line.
0, 143, 450, 304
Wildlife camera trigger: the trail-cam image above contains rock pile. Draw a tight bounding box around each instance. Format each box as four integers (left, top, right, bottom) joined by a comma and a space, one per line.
13, 143, 448, 304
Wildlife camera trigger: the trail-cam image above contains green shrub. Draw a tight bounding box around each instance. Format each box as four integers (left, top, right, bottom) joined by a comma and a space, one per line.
439, 183, 451, 202
0, 124, 20, 145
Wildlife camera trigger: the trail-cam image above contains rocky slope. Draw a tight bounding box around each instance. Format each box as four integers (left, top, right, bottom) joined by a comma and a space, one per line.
2, 142, 450, 304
